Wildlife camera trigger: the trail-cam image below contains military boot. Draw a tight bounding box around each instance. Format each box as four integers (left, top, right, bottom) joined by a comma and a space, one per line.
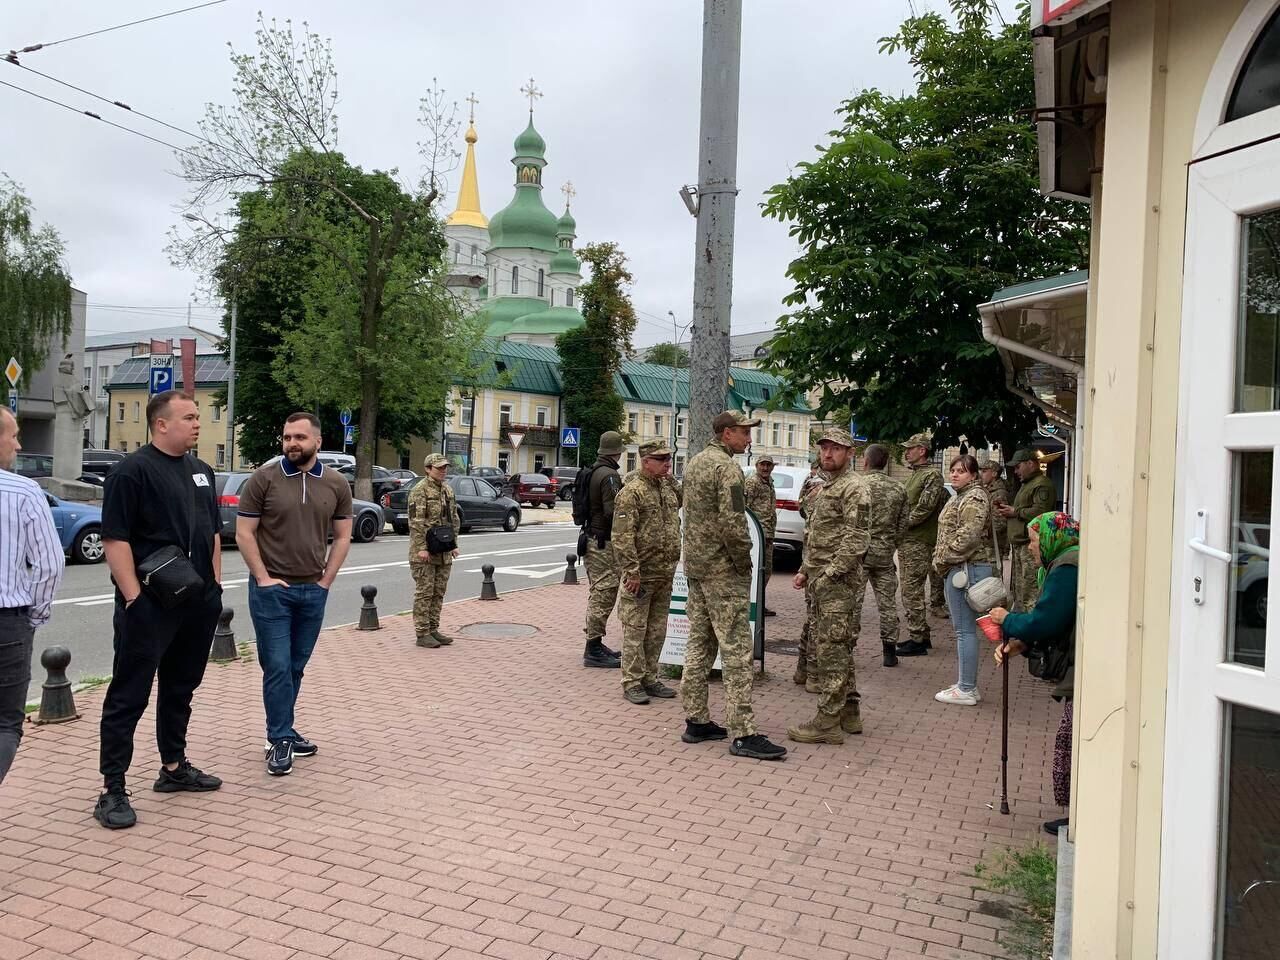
840, 703, 863, 735
882, 642, 898, 668
786, 713, 845, 745
431, 630, 454, 645
896, 637, 929, 657
792, 662, 807, 685
416, 633, 441, 648
804, 677, 820, 694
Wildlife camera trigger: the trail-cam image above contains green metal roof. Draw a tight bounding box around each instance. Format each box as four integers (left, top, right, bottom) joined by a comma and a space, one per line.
609, 359, 811, 414
457, 338, 563, 396
984, 270, 1088, 305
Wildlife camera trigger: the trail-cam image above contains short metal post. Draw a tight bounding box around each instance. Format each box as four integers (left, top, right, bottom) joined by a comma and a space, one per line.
32, 646, 79, 725
358, 584, 380, 630
209, 608, 237, 662
480, 563, 499, 600
562, 553, 579, 585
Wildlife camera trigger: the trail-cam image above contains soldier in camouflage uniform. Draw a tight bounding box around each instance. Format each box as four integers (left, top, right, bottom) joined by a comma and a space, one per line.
978, 457, 1009, 558
787, 427, 871, 745
999, 449, 1056, 612
794, 461, 830, 689
408, 454, 461, 647
744, 455, 777, 616
896, 431, 945, 657
680, 411, 787, 761
581, 431, 625, 668
612, 440, 683, 705
856, 444, 909, 668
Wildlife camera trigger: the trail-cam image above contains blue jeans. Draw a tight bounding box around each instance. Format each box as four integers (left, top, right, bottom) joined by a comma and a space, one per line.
0, 611, 34, 785
248, 581, 329, 742
943, 563, 992, 694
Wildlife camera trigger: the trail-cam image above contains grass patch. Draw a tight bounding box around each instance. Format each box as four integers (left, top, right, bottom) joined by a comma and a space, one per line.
236, 641, 255, 663
974, 843, 1056, 960
660, 664, 683, 680
76, 675, 111, 688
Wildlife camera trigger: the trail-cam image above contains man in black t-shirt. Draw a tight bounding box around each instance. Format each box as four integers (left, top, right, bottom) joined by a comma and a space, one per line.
94, 390, 224, 830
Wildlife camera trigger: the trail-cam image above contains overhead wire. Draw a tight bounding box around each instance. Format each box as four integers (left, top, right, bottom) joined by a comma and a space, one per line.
7, 1, 229, 55
0, 77, 196, 154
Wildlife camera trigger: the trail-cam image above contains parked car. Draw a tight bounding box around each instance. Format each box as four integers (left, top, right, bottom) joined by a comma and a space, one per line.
15, 451, 108, 486
539, 465, 580, 500
381, 475, 521, 534
469, 465, 508, 486
766, 466, 811, 561
336, 464, 403, 501
504, 472, 557, 508
386, 468, 417, 483
214, 472, 385, 543
81, 448, 126, 480
317, 451, 356, 469
44, 493, 104, 564
1234, 521, 1270, 630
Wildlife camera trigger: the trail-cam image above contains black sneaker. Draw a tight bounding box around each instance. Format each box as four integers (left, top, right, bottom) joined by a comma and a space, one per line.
583, 645, 621, 668
94, 785, 137, 830
290, 735, 318, 757
599, 641, 620, 658
681, 719, 728, 743
1043, 817, 1069, 837
643, 681, 677, 699
895, 639, 930, 657
763, 607, 777, 617
266, 739, 294, 777
623, 686, 650, 705
153, 760, 223, 793
730, 734, 788, 761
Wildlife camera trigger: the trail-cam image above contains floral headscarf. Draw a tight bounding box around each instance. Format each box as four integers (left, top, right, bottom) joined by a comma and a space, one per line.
1028, 511, 1080, 587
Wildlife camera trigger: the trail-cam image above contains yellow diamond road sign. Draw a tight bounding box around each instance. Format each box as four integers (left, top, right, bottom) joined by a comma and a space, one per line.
4, 358, 20, 388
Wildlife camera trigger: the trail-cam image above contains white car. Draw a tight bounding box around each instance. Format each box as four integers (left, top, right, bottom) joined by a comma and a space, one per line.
766, 466, 812, 561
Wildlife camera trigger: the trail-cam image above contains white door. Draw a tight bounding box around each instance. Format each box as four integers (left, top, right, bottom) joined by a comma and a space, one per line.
1164, 138, 1280, 956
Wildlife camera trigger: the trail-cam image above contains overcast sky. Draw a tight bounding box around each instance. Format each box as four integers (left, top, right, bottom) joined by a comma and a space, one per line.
3, 0, 1018, 349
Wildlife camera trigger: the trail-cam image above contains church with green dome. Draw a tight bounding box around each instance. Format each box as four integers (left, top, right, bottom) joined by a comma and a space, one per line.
443, 86, 584, 348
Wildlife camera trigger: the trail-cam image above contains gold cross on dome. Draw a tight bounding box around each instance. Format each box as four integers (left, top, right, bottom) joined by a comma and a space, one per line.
561, 181, 576, 206
520, 77, 542, 114
465, 92, 479, 123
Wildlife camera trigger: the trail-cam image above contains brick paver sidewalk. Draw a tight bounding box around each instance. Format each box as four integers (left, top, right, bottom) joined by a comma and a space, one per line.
1, 570, 1061, 960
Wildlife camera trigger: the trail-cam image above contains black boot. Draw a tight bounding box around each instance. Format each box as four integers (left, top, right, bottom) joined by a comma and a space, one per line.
896, 639, 930, 657
583, 640, 620, 668
881, 642, 898, 667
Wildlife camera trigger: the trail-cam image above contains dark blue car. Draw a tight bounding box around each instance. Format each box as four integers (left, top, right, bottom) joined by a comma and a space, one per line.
44, 493, 104, 564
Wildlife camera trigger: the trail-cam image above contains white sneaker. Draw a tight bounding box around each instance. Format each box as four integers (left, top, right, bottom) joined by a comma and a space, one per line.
935, 686, 980, 706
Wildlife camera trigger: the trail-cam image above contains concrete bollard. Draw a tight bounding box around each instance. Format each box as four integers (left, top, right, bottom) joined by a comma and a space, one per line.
32, 646, 79, 725
209, 608, 238, 662
358, 585, 380, 630
479, 563, 499, 600
562, 553, 579, 585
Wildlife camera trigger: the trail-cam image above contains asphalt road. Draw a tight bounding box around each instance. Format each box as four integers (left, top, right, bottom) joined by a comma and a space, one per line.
30, 518, 579, 702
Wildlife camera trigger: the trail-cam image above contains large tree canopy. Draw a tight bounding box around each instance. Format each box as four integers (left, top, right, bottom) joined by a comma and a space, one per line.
761, 0, 1088, 450
0, 178, 72, 383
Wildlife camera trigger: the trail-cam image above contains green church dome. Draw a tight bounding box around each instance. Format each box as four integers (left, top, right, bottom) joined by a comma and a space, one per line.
476, 296, 550, 337
514, 118, 546, 158
549, 247, 580, 274
508, 306, 585, 336
557, 207, 576, 233
488, 192, 559, 253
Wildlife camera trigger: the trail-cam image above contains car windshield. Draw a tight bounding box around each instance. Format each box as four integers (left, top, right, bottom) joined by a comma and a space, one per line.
772, 474, 796, 489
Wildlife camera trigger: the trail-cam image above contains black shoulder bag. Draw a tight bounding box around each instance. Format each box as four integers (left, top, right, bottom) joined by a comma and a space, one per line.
426, 489, 457, 554
136, 455, 206, 609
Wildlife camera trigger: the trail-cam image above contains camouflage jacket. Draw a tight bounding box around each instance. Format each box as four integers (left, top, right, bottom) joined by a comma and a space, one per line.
1007, 472, 1055, 545
932, 483, 994, 570
612, 474, 682, 582
902, 463, 945, 546
802, 465, 871, 584
862, 469, 908, 567
743, 473, 777, 539
408, 475, 460, 564
982, 477, 1010, 544
681, 439, 752, 581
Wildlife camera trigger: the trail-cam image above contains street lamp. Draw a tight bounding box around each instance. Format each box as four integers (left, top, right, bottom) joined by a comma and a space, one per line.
183, 212, 238, 470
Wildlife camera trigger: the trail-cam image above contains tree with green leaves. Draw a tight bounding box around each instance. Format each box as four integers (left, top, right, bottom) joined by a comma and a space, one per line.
760, 0, 1089, 451
556, 242, 637, 465
0, 177, 72, 385
171, 16, 477, 499
645, 341, 689, 369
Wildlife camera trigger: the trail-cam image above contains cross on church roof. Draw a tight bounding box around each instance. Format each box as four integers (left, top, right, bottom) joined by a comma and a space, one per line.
520, 77, 542, 114
561, 181, 575, 207
465, 92, 479, 123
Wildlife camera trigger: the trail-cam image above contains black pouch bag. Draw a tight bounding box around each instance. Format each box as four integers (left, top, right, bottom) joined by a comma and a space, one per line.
426, 524, 457, 554
135, 454, 205, 609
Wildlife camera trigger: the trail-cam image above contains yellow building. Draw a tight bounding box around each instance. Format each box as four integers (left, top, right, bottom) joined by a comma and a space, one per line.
992, 2, 1280, 955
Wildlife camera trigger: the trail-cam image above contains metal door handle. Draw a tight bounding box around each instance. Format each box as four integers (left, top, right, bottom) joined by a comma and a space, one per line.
1190, 509, 1233, 606
1189, 537, 1233, 563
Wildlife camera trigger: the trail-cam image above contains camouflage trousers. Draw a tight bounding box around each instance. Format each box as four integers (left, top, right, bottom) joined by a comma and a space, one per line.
761, 538, 774, 584
583, 540, 620, 642
411, 560, 452, 635
929, 569, 947, 610
811, 574, 860, 719
681, 575, 757, 738
853, 560, 899, 644
1010, 544, 1041, 613
795, 584, 817, 679
620, 577, 675, 691
897, 539, 933, 643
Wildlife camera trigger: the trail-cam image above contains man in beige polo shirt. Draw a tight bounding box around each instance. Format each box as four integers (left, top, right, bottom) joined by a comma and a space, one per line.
236, 412, 353, 777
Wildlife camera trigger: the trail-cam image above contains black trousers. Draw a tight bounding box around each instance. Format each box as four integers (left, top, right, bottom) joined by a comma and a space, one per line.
99, 586, 221, 784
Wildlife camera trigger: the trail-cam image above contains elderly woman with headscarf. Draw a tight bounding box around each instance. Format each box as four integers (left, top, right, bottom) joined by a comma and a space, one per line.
988, 511, 1080, 837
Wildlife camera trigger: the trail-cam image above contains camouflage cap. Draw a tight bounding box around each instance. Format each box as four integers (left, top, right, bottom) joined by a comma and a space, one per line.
977, 456, 1001, 471
639, 439, 673, 457
755, 453, 775, 465
712, 410, 762, 433
422, 453, 449, 469
597, 430, 624, 456
817, 427, 855, 448
904, 430, 932, 450
1007, 448, 1039, 465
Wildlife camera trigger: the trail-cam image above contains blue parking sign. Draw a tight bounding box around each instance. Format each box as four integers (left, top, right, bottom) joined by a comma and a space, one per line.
560, 426, 580, 448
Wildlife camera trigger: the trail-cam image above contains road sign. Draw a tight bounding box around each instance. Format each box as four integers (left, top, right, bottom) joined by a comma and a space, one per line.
507, 430, 524, 452
4, 357, 21, 388
340, 408, 352, 426
344, 426, 355, 445
560, 426, 580, 448
7, 389, 16, 414
149, 355, 174, 396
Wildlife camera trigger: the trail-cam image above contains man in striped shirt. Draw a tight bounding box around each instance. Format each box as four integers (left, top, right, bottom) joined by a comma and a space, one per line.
0, 408, 65, 785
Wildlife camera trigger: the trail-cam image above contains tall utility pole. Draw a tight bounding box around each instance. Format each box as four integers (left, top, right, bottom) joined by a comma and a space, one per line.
225, 298, 237, 470
686, 0, 742, 455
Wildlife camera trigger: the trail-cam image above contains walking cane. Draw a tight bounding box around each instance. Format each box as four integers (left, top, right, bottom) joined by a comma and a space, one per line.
1000, 652, 1010, 815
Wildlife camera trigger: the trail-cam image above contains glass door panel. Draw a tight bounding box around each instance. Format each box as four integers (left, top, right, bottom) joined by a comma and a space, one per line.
1236, 210, 1280, 413
1228, 452, 1272, 667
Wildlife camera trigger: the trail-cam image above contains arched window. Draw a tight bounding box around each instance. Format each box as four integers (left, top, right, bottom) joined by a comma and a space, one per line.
566, 288, 575, 307
453, 242, 460, 263
538, 269, 545, 297
1227, 5, 1280, 121
511, 266, 519, 294
471, 244, 478, 264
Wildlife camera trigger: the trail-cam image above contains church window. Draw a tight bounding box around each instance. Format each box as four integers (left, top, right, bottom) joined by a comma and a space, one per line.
566, 288, 575, 307
511, 266, 519, 294
538, 270, 545, 297
550, 290, 555, 306
471, 244, 478, 263
453, 242, 460, 263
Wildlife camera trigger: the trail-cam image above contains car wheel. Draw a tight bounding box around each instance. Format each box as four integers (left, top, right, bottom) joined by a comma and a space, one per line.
73, 525, 105, 564
1244, 582, 1267, 627
354, 511, 380, 543
560, 486, 573, 501
503, 510, 519, 532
